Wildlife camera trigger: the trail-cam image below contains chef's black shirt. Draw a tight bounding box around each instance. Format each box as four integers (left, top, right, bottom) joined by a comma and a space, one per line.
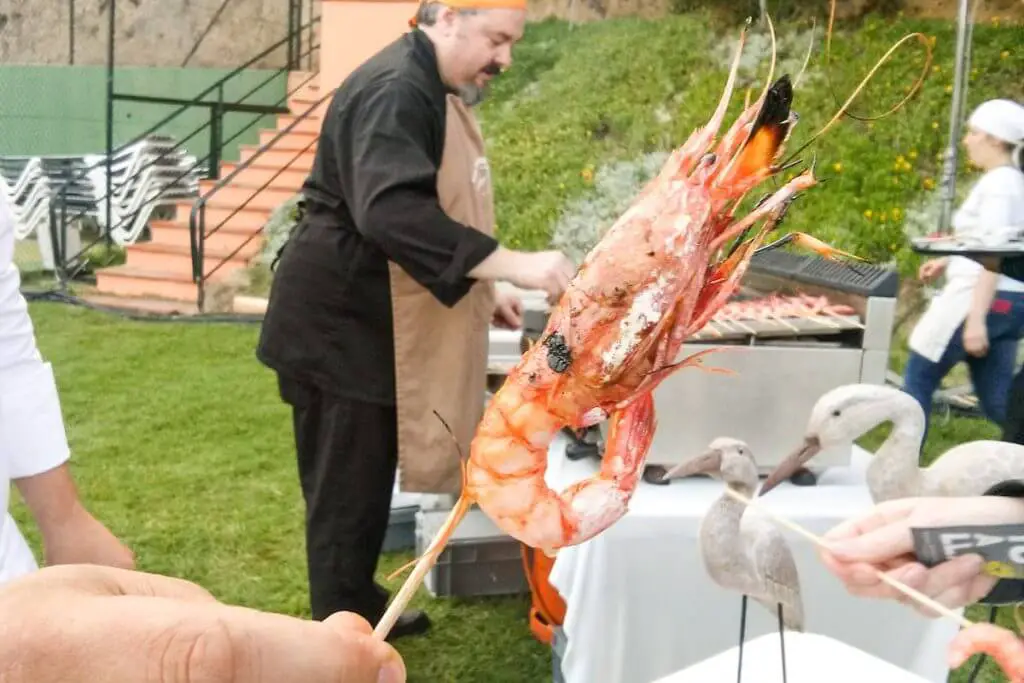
255, 29, 500, 406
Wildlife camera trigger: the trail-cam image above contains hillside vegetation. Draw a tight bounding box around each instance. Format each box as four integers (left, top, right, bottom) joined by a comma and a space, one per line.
476, 11, 1023, 279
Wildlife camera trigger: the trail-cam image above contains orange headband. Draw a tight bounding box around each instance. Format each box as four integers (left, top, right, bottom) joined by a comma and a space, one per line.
409, 0, 527, 27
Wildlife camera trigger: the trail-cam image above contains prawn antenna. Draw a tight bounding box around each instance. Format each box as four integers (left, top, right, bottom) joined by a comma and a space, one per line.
375, 409, 475, 640
433, 408, 468, 463
777, 0, 933, 169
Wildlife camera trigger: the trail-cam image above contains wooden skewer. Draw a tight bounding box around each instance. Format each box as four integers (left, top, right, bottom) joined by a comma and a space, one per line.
722, 487, 976, 630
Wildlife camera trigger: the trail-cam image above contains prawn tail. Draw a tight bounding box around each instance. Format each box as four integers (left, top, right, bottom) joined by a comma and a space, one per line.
947, 622, 1024, 680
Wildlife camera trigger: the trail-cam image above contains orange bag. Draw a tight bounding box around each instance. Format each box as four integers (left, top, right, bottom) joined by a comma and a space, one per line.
521, 543, 568, 645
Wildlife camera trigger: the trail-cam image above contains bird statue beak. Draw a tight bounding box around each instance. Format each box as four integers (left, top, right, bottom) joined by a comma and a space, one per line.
758, 435, 821, 496
660, 449, 722, 482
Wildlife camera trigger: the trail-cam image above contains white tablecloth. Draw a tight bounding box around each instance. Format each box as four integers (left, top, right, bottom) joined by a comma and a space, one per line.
545, 434, 959, 683
652, 632, 934, 683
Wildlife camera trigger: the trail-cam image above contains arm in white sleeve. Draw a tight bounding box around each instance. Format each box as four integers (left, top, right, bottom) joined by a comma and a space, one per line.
0, 192, 71, 479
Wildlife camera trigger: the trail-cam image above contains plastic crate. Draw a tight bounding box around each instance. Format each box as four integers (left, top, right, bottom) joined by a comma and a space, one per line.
415, 507, 529, 598
382, 490, 422, 553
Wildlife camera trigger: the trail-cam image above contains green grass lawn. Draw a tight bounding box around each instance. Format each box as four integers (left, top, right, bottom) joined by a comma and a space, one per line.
5, 300, 1014, 682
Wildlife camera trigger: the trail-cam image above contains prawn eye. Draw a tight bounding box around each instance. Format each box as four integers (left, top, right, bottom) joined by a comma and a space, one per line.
543, 332, 572, 374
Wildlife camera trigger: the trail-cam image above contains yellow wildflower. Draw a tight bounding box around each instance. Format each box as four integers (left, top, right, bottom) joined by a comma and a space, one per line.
832, 162, 843, 173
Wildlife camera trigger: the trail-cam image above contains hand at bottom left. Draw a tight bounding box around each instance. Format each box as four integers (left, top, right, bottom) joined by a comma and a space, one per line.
0, 564, 407, 683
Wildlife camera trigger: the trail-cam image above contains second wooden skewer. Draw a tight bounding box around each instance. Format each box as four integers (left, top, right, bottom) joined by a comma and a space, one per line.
722, 486, 975, 630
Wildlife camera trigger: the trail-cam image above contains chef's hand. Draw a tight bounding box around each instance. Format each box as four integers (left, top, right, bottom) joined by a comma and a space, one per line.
918, 257, 948, 283
492, 291, 523, 329
817, 496, 1024, 617
963, 317, 989, 357
0, 564, 406, 683
511, 250, 575, 305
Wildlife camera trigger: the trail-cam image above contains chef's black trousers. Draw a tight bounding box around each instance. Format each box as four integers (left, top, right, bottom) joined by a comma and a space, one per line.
277, 374, 398, 624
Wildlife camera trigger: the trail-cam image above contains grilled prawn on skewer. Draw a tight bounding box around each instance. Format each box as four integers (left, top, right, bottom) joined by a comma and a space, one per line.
374, 18, 868, 640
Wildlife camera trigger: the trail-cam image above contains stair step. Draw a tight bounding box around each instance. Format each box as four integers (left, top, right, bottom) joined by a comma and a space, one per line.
126, 240, 260, 277
238, 146, 317, 167
257, 130, 319, 152
173, 201, 271, 229
288, 96, 330, 117
150, 219, 266, 253
79, 292, 200, 316
197, 181, 298, 208
94, 265, 199, 302
218, 163, 308, 189
276, 114, 323, 135
287, 71, 318, 92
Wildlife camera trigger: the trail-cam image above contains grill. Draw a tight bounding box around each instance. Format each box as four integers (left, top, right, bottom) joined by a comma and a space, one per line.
487, 251, 900, 480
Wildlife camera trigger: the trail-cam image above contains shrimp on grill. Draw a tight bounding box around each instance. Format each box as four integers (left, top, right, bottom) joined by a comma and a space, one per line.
374, 9, 932, 640
948, 621, 1024, 682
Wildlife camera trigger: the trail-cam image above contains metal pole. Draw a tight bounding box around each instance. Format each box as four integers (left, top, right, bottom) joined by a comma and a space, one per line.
69, 0, 75, 65
105, 0, 116, 246
936, 0, 971, 235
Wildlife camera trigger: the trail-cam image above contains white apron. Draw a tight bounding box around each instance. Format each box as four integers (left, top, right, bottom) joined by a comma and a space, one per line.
909, 167, 1024, 362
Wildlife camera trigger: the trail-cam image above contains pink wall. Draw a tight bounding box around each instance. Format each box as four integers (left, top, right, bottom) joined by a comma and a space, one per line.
319, 0, 422, 93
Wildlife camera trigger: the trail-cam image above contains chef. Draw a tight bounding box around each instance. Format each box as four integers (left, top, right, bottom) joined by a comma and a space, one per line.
0, 192, 134, 584
256, 0, 575, 638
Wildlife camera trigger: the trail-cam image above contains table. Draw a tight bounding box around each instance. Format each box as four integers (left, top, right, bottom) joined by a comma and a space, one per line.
544, 434, 960, 683
651, 632, 934, 683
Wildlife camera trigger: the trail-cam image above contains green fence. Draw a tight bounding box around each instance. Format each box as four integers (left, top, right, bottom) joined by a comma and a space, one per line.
0, 65, 287, 161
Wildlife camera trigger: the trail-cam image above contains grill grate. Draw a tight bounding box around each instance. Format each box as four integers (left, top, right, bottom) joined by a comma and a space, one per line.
749, 250, 899, 298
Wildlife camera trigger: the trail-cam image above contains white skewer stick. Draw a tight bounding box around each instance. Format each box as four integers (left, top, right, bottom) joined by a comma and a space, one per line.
722, 487, 976, 630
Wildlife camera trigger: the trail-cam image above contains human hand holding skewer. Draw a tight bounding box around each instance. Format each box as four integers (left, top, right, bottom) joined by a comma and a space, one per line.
722, 488, 1024, 680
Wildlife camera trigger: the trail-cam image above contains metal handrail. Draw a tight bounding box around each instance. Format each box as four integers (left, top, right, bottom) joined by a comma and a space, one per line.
189, 85, 337, 311
47, 37, 321, 284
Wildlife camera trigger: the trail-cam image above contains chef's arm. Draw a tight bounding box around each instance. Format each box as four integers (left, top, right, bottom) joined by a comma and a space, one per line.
976, 480, 1024, 605
342, 80, 499, 308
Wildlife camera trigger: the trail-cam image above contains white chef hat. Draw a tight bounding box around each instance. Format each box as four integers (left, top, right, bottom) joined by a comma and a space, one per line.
967, 98, 1024, 145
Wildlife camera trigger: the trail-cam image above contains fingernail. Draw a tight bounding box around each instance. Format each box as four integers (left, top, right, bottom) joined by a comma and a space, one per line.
378, 661, 405, 683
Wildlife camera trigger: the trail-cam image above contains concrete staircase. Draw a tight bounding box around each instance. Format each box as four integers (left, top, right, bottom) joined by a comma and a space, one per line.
90, 71, 324, 314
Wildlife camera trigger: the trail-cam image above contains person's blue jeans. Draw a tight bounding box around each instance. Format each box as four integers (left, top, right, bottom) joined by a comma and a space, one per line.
903, 290, 1024, 451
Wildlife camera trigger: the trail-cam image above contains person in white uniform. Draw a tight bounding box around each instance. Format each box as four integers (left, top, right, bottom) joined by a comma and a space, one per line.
904, 98, 1024, 448
0, 190, 134, 584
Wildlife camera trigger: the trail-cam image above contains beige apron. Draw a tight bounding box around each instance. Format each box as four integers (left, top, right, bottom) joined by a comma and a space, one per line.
387, 94, 496, 494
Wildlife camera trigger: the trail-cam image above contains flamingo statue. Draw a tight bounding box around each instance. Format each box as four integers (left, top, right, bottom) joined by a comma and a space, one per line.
661, 437, 803, 682
758, 383, 1024, 502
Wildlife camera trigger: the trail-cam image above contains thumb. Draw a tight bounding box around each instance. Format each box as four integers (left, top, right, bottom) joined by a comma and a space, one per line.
826, 520, 913, 564
324, 612, 407, 683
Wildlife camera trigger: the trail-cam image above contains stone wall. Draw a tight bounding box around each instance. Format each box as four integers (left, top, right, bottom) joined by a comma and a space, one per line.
0, 0, 319, 69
